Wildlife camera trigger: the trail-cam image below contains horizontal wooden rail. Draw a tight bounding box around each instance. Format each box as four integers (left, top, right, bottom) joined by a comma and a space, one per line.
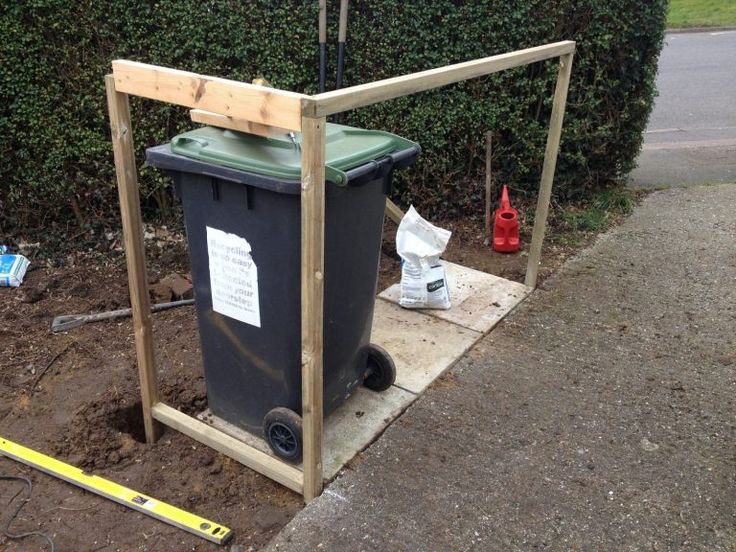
151, 403, 304, 494
307, 41, 575, 117
112, 60, 307, 131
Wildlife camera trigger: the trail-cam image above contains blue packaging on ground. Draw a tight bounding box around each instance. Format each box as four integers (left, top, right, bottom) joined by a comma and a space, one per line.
0, 254, 30, 287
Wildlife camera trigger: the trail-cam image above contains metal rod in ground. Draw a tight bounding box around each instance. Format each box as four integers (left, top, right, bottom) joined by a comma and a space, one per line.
484, 130, 493, 246
51, 299, 195, 333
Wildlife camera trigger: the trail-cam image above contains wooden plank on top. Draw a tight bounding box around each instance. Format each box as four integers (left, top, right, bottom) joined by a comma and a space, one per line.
112, 60, 307, 131
190, 109, 290, 138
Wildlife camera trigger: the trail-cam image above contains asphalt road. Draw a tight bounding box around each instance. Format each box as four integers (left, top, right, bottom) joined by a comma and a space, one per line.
629, 30, 736, 187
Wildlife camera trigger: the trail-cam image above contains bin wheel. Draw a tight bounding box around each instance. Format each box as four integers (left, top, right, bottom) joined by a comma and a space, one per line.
263, 408, 303, 463
363, 344, 396, 392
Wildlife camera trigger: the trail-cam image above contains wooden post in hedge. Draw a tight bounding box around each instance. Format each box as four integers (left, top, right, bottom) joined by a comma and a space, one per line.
484, 130, 493, 246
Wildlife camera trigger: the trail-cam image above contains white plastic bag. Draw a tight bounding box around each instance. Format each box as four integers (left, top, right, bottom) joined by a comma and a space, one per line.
396, 206, 452, 309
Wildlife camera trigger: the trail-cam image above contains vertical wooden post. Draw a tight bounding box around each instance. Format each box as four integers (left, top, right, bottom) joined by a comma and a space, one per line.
525, 52, 574, 288
104, 75, 162, 443
300, 115, 327, 502
484, 131, 493, 246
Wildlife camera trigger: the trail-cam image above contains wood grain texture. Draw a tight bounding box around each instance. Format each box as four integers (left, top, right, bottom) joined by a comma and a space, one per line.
309, 41, 576, 117
104, 75, 162, 443
525, 52, 575, 288
112, 60, 306, 131
190, 109, 289, 137
152, 403, 303, 493
384, 198, 404, 224
300, 116, 327, 503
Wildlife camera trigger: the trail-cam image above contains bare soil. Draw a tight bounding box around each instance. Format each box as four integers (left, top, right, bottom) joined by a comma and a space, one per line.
0, 216, 587, 551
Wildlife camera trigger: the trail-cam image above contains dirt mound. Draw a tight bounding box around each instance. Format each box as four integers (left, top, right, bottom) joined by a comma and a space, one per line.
52, 392, 146, 470
51, 370, 207, 470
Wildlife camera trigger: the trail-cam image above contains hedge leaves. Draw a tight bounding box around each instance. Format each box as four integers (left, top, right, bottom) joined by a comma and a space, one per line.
0, 0, 666, 232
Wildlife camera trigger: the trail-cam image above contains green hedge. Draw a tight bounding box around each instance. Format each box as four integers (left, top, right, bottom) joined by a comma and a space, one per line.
0, 0, 666, 235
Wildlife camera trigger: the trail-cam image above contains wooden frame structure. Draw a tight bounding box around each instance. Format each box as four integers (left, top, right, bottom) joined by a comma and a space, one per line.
105, 40, 575, 503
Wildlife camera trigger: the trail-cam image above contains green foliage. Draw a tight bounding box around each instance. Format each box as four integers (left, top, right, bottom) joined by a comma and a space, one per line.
560, 187, 638, 235
668, 0, 736, 28
0, 0, 666, 235
591, 188, 637, 213
562, 206, 610, 233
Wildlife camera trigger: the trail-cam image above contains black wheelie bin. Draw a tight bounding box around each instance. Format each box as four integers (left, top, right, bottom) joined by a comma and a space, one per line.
146, 123, 419, 462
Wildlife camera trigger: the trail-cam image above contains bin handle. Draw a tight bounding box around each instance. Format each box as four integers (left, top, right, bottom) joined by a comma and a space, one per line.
343, 146, 421, 188
171, 136, 209, 149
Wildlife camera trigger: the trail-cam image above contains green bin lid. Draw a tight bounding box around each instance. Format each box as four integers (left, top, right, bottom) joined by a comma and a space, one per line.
170, 123, 418, 186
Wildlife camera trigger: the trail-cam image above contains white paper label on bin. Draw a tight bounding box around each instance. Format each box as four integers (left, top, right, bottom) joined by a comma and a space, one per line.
206, 226, 261, 328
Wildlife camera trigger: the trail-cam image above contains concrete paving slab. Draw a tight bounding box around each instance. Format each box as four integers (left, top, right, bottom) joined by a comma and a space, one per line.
197, 263, 523, 483
378, 261, 532, 333
198, 384, 415, 480
319, 386, 415, 479
371, 298, 481, 394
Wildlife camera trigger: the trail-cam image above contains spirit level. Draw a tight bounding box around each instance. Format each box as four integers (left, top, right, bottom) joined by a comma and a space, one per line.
0, 435, 233, 545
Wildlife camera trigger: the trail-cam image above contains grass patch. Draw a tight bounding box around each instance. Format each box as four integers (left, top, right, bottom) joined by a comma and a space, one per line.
550, 188, 640, 246
562, 208, 610, 233
668, 0, 736, 28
